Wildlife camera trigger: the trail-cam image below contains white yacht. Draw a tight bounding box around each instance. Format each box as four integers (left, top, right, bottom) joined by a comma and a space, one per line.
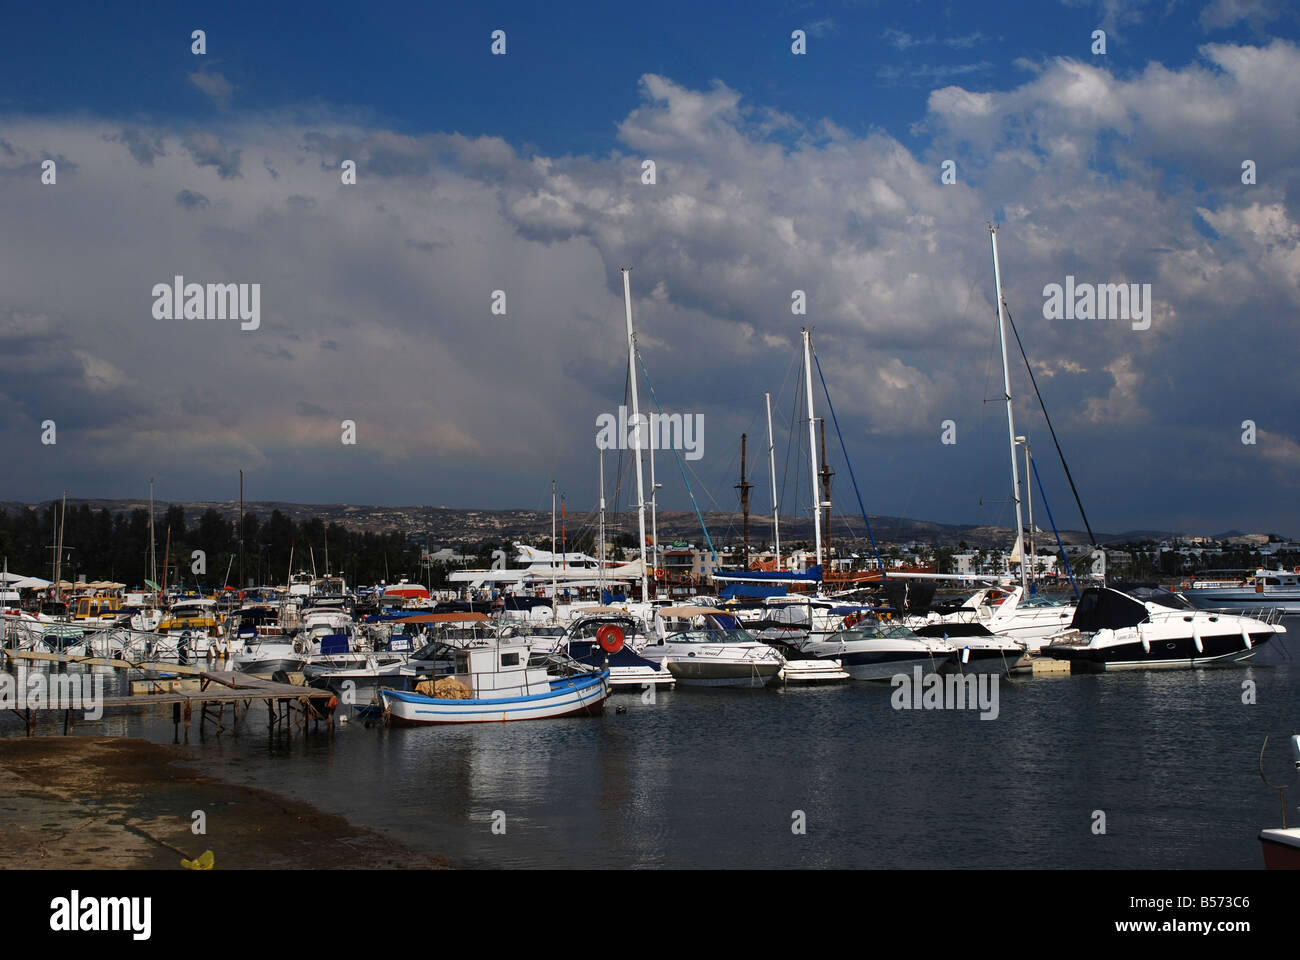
1042, 584, 1283, 669
911, 585, 1075, 651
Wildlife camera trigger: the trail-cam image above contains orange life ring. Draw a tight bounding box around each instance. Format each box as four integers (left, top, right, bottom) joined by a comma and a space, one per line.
654, 568, 666, 580
596, 624, 625, 654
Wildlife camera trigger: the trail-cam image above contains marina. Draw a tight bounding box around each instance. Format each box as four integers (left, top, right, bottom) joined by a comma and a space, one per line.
2, 3, 1298, 927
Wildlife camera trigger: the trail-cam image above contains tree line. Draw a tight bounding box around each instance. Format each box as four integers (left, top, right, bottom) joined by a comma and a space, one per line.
0, 504, 441, 589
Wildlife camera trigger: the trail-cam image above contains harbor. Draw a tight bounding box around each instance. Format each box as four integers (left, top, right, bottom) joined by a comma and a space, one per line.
2, 3, 1299, 928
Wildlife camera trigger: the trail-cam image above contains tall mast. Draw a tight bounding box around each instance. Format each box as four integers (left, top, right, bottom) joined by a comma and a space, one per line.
1023, 438, 1034, 581
802, 329, 823, 570
238, 470, 245, 588
736, 434, 753, 569
51, 492, 67, 600
550, 480, 557, 607
649, 442, 660, 596
598, 451, 607, 599
989, 225, 1029, 594
819, 419, 833, 570
622, 267, 649, 601
765, 392, 781, 569
148, 478, 157, 596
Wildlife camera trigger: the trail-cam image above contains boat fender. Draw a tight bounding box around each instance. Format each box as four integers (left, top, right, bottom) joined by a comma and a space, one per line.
1241, 628, 1253, 650
961, 646, 970, 664
1193, 630, 1203, 654
1140, 627, 1149, 654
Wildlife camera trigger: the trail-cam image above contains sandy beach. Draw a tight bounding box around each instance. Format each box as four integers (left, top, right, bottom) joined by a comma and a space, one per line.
0, 736, 450, 870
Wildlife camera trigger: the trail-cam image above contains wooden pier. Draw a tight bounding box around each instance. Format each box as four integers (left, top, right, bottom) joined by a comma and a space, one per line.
2, 651, 337, 739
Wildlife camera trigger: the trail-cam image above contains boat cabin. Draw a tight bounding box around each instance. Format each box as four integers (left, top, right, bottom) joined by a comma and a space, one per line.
453, 643, 555, 700
71, 596, 122, 621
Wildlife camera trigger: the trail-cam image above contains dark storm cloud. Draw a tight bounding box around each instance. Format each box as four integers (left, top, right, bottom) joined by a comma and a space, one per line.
1, 43, 1298, 534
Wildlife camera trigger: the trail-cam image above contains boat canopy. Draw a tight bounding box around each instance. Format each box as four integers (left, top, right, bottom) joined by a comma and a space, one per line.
659, 605, 728, 618
1069, 588, 1151, 631
396, 612, 491, 624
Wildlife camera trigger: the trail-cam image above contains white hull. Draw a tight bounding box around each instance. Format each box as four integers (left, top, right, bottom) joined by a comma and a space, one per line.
381, 672, 609, 724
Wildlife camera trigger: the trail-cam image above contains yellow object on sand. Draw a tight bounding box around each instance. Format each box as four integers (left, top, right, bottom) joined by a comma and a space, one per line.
181, 849, 215, 870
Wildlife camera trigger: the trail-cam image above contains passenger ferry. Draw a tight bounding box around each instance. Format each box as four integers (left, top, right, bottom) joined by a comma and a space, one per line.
1183, 568, 1300, 613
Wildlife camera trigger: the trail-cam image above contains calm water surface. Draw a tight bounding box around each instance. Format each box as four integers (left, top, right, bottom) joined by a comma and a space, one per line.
5, 623, 1297, 868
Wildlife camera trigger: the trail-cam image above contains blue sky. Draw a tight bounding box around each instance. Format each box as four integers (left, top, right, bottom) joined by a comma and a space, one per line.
2, 1, 1275, 156
1, 0, 1299, 538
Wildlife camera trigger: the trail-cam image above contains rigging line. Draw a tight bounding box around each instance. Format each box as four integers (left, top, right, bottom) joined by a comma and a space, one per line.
1002, 303, 1097, 548
634, 349, 718, 563
1031, 455, 1081, 602
813, 353, 886, 576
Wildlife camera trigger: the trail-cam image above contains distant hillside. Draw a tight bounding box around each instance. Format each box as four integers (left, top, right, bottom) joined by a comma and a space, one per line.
0, 498, 1127, 550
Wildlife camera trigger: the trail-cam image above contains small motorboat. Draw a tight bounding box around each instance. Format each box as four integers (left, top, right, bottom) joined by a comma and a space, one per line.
803, 618, 957, 681
645, 607, 785, 688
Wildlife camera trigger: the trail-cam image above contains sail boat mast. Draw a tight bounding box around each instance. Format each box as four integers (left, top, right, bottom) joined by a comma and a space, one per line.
598, 451, 607, 600
551, 480, 557, 608
802, 329, 823, 569
736, 434, 753, 569
989, 225, 1029, 594
621, 267, 649, 601
765, 391, 781, 569
148, 477, 157, 597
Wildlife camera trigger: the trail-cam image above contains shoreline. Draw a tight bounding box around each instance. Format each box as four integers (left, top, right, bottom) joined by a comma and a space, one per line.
0, 736, 451, 870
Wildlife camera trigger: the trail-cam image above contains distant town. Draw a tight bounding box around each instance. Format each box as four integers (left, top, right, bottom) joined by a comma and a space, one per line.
1, 498, 1293, 589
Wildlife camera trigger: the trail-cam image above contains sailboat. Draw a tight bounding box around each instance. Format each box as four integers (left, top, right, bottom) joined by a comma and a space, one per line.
907, 226, 1077, 655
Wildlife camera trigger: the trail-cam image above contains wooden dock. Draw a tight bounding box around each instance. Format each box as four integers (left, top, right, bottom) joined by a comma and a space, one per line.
3, 657, 337, 739
2, 648, 207, 675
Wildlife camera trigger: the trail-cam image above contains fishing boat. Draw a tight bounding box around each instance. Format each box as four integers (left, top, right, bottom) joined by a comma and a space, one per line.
1041, 584, 1282, 669
379, 640, 609, 724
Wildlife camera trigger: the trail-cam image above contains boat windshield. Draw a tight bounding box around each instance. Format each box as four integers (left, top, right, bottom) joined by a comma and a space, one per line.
840, 621, 920, 641
668, 628, 758, 645
1019, 594, 1064, 607
1122, 585, 1194, 610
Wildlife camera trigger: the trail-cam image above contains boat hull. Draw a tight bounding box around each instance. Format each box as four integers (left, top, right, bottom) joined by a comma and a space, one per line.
380, 672, 609, 725
1044, 631, 1272, 670
232, 656, 307, 676
664, 659, 782, 687
1259, 829, 1300, 869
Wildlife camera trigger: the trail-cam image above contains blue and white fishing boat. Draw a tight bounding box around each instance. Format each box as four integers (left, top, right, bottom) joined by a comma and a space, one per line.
379, 640, 609, 724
